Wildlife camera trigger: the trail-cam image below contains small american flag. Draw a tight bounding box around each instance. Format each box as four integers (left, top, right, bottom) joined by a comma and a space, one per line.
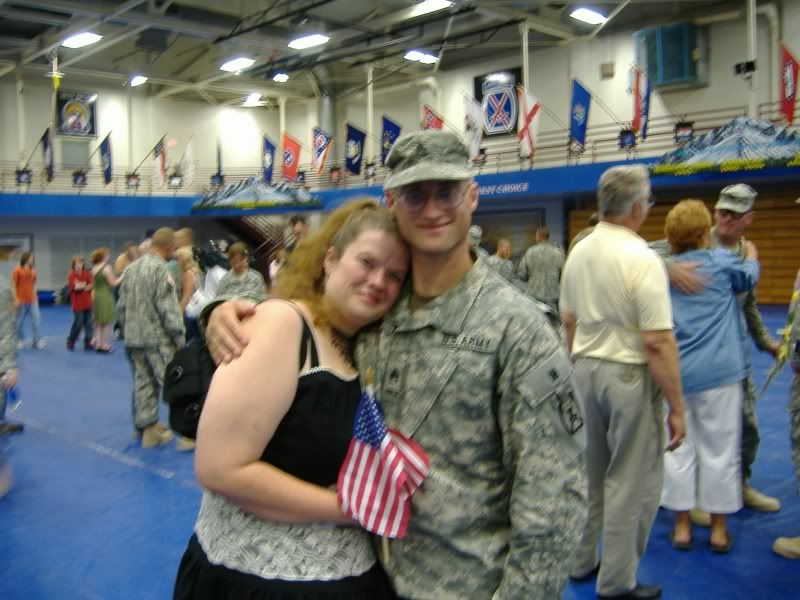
337, 382, 429, 538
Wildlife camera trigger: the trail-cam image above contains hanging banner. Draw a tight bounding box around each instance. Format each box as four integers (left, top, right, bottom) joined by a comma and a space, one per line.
56, 91, 98, 138
780, 41, 799, 125
631, 69, 652, 140
41, 128, 54, 182
421, 104, 443, 130
345, 123, 366, 175
99, 134, 112, 185
312, 127, 333, 175
262, 136, 276, 183
152, 137, 166, 188
381, 116, 401, 165
517, 87, 541, 158
481, 83, 516, 136
464, 95, 484, 160
640, 73, 652, 141
569, 79, 591, 152
183, 139, 196, 185
216, 138, 223, 175
281, 132, 301, 181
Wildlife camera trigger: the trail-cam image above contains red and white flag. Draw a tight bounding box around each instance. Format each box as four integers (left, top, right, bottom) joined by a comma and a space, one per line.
281, 132, 302, 181
780, 41, 799, 125
421, 104, 443, 130
517, 87, 541, 158
337, 383, 429, 538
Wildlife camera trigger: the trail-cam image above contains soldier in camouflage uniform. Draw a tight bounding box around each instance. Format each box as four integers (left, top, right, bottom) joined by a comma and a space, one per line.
651, 184, 781, 518
117, 227, 186, 449
773, 266, 800, 559
214, 242, 267, 302
203, 130, 587, 599
0, 257, 20, 496
467, 224, 488, 258
484, 238, 514, 281
517, 225, 565, 314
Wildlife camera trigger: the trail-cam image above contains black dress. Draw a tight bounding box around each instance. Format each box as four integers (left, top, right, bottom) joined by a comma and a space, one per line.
174, 312, 395, 600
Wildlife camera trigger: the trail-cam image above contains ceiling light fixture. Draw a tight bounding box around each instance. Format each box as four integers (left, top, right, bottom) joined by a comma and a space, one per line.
570, 8, 607, 25
62, 32, 103, 49
273, 73, 289, 83
409, 0, 454, 18
130, 75, 148, 87
404, 50, 438, 65
220, 57, 255, 72
243, 93, 265, 107
288, 34, 330, 50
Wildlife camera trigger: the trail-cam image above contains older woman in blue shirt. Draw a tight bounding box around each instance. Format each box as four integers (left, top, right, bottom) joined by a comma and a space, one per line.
660, 200, 759, 554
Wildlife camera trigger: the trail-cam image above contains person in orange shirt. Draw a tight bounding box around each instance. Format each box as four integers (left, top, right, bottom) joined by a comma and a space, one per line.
11, 252, 44, 350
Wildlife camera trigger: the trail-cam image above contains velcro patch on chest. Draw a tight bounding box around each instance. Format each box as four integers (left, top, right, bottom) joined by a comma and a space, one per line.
438, 332, 498, 353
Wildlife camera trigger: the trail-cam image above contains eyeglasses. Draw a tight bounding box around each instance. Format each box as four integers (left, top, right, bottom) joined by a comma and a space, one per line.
394, 182, 468, 212
717, 209, 751, 220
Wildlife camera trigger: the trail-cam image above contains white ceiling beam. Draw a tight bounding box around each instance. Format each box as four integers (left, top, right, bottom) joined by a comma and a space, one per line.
474, 2, 576, 40
60, 25, 149, 68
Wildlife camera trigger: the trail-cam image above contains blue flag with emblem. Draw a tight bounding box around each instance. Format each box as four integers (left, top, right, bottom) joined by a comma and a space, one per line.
481, 83, 517, 136
41, 128, 54, 182
569, 79, 591, 151
381, 116, 401, 165
99, 133, 112, 185
345, 123, 366, 175
262, 136, 275, 183
640, 75, 652, 141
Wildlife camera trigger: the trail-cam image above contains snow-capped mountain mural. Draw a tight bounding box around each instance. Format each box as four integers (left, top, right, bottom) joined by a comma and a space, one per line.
192, 177, 322, 212
652, 117, 800, 175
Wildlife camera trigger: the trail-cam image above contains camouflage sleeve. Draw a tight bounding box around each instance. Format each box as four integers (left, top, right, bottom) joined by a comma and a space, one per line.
494, 319, 587, 599
743, 288, 777, 352
648, 238, 672, 261
0, 286, 16, 372
516, 252, 529, 282
790, 270, 800, 371
156, 270, 186, 346
116, 277, 127, 331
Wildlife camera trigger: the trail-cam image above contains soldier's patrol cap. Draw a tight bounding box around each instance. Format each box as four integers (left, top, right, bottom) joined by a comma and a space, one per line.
715, 183, 756, 213
384, 130, 473, 190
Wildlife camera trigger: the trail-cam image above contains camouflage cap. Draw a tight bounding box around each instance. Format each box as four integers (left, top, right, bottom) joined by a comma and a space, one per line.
715, 183, 756, 213
384, 130, 473, 190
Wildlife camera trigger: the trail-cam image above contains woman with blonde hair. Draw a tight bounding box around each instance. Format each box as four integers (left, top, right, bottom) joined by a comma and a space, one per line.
660, 199, 760, 554
90, 247, 120, 353
174, 199, 409, 599
174, 246, 202, 341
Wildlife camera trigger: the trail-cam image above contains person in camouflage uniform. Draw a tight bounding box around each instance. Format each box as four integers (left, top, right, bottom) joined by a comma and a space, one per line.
650, 184, 781, 519
214, 242, 267, 302
517, 225, 565, 314
773, 266, 800, 559
484, 238, 514, 282
467, 224, 488, 258
117, 227, 185, 449
0, 255, 21, 496
203, 130, 588, 599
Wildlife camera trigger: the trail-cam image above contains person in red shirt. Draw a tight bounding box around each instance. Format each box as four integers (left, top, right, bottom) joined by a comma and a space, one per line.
11, 251, 44, 350
66, 256, 94, 351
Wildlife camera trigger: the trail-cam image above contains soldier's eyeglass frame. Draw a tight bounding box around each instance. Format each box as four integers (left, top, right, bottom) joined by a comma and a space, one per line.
393, 181, 469, 213
717, 209, 752, 220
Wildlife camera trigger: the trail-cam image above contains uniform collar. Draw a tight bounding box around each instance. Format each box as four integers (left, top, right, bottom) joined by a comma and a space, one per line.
384, 252, 487, 336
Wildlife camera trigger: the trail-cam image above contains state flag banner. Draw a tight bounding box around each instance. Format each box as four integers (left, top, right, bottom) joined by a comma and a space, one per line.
281, 132, 302, 181
421, 104, 443, 130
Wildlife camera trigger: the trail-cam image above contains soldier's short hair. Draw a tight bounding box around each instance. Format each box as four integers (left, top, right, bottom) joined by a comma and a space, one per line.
597, 165, 650, 218
536, 226, 550, 241
175, 227, 194, 245
227, 242, 249, 260
151, 227, 176, 249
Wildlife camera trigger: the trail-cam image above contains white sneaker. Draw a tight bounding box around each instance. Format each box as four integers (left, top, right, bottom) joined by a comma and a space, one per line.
33, 340, 47, 350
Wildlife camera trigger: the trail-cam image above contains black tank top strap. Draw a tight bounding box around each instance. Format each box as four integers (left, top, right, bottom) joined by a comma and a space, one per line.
281, 300, 319, 370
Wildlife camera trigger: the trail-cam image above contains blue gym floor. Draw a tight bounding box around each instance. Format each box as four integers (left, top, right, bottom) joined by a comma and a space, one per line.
1, 305, 797, 599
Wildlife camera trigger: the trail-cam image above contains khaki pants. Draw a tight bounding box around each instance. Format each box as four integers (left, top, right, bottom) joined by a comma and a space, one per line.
570, 358, 664, 597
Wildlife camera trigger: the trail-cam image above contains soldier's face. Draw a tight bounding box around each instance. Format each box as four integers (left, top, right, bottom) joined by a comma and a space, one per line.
230, 254, 247, 273
498, 241, 511, 258
386, 180, 478, 257
324, 228, 408, 331
714, 209, 753, 239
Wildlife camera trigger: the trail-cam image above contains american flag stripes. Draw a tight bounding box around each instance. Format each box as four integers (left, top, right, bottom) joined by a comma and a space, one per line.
337, 383, 429, 538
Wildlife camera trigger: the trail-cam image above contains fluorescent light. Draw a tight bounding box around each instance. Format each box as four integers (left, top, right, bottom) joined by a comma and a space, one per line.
273, 72, 289, 83
404, 50, 438, 64
220, 57, 255, 72
87, 94, 98, 103
409, 0, 453, 18
288, 34, 329, 50
570, 8, 607, 25
486, 73, 511, 83
242, 93, 263, 107
130, 75, 148, 87
62, 33, 102, 49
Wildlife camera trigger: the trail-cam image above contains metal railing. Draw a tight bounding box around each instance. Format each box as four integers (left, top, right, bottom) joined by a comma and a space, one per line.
0, 104, 757, 198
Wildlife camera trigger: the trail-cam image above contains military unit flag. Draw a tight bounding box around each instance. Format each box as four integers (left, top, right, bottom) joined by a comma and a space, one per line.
517, 87, 541, 158
263, 136, 276, 183
312, 127, 333, 175
41, 128, 54, 182
569, 79, 591, 152
345, 124, 366, 175
780, 41, 799, 125
464, 95, 484, 160
421, 104, 443, 130
381, 116, 401, 165
152, 137, 166, 187
99, 133, 112, 185
281, 132, 301, 181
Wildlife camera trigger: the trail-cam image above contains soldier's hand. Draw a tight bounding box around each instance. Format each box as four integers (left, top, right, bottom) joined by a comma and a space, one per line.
665, 409, 686, 452
766, 340, 780, 358
1, 368, 18, 389
744, 240, 758, 261
206, 300, 256, 365
668, 261, 706, 294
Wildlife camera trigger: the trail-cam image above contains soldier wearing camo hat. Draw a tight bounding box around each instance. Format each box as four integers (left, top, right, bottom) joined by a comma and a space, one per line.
467, 224, 488, 258
650, 183, 781, 522
202, 129, 587, 599
117, 227, 186, 449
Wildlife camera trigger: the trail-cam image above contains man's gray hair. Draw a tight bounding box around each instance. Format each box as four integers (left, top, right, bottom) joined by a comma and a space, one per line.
597, 165, 651, 218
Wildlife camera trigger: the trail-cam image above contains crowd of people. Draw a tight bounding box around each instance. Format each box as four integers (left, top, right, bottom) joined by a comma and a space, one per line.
0, 129, 797, 598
